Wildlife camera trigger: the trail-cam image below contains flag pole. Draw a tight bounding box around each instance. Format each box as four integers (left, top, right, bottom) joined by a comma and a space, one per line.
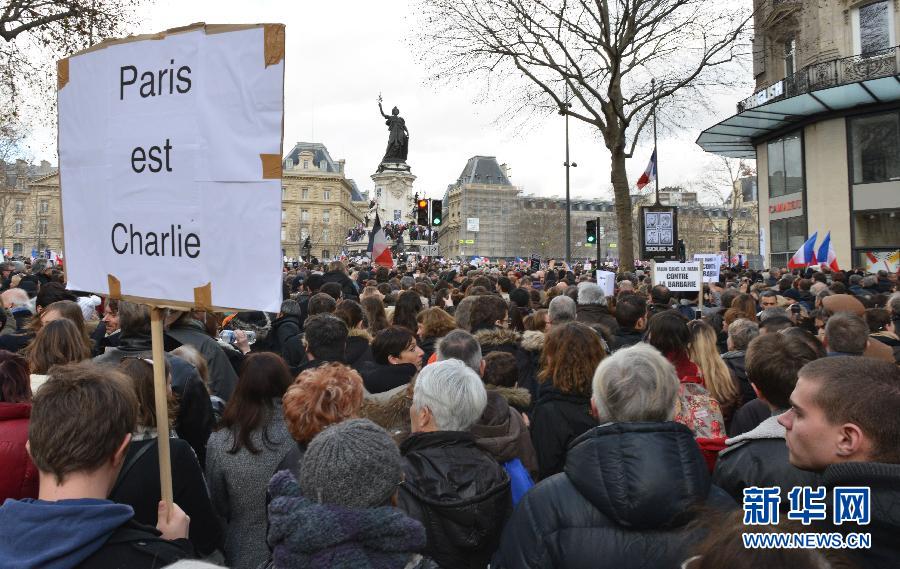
652, 78, 660, 206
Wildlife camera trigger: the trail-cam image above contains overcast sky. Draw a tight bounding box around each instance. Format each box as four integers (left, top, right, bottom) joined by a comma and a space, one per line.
30, 0, 753, 202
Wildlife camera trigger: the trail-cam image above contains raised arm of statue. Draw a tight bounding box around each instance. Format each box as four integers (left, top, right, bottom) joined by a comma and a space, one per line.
378, 100, 389, 120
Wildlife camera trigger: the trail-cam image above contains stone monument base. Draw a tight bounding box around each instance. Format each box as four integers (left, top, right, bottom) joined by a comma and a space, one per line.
370, 168, 417, 227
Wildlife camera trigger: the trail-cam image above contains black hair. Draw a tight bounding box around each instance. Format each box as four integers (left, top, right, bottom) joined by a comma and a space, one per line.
646, 310, 690, 357
304, 314, 348, 362
372, 326, 416, 365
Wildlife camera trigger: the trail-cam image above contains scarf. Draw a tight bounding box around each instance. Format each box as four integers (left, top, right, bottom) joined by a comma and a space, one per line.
267, 470, 426, 569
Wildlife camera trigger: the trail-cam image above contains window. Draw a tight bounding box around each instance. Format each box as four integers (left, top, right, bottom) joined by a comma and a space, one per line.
322, 209, 330, 223
855, 1, 893, 57
321, 250, 330, 259
767, 131, 804, 198
301, 188, 309, 199
12, 243, 21, 255
301, 209, 309, 222
281, 226, 286, 241
39, 200, 48, 214
322, 228, 329, 241
854, 211, 900, 248
300, 227, 309, 240
281, 208, 286, 222
38, 219, 47, 235
323, 190, 331, 200
14, 219, 22, 234
14, 200, 23, 213
282, 186, 287, 200
783, 37, 796, 76
303, 160, 309, 169
769, 216, 808, 254
850, 111, 900, 184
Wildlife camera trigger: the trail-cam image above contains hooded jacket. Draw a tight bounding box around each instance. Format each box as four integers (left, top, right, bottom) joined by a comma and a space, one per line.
0, 498, 192, 569
321, 270, 359, 302
493, 422, 735, 569
269, 314, 305, 370
475, 328, 540, 402
345, 328, 374, 369
713, 414, 819, 503
471, 391, 538, 478
721, 350, 754, 405
0, 402, 37, 502
398, 431, 511, 569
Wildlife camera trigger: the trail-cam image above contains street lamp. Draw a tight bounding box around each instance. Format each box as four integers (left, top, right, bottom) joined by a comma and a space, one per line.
560, 97, 577, 265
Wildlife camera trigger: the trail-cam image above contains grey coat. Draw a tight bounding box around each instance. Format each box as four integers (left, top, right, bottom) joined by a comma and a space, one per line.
206, 402, 294, 569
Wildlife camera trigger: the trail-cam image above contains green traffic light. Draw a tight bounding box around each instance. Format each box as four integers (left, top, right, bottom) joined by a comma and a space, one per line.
433, 218, 441, 225
587, 236, 595, 243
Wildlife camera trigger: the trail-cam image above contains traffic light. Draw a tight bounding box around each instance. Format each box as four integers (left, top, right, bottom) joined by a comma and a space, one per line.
417, 198, 429, 226
431, 200, 442, 226
586, 219, 597, 244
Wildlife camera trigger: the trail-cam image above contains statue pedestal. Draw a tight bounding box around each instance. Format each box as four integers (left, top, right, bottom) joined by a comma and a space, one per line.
371, 168, 417, 226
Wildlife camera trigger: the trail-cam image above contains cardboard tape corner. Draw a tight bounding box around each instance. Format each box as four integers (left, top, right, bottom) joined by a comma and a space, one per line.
107, 274, 122, 299
264, 24, 285, 67
260, 154, 282, 179
57, 59, 70, 91
194, 282, 212, 310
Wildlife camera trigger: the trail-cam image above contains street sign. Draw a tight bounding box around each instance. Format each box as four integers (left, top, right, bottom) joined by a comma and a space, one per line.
465, 239, 475, 244
608, 243, 617, 248
467, 218, 480, 232
421, 244, 439, 256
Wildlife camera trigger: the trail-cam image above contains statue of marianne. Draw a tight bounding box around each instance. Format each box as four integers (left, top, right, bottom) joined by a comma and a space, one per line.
377, 94, 409, 167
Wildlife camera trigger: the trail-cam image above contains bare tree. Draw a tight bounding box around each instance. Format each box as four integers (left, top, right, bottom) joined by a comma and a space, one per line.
416, 0, 752, 270
1, 0, 146, 125
692, 155, 758, 258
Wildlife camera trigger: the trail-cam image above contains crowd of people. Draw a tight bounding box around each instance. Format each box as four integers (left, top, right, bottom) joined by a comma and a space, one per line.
346, 222, 434, 243
0, 255, 898, 569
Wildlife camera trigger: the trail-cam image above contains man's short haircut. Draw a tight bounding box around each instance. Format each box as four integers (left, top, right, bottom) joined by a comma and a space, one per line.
800, 357, 900, 463
759, 315, 793, 334
469, 295, 508, 332
305, 273, 325, 292
650, 285, 672, 305
119, 301, 151, 337
760, 290, 778, 300
615, 294, 647, 329
548, 295, 576, 324
1, 288, 30, 309
308, 292, 337, 316
864, 308, 892, 333
372, 326, 417, 365
824, 312, 868, 355
592, 343, 680, 422
413, 359, 487, 431
727, 318, 760, 351
280, 299, 302, 317
720, 288, 740, 310
436, 329, 482, 373
319, 282, 343, 301
304, 314, 349, 362
497, 276, 512, 293
29, 362, 137, 484
888, 292, 900, 317
482, 351, 518, 388
745, 333, 821, 409
577, 282, 606, 306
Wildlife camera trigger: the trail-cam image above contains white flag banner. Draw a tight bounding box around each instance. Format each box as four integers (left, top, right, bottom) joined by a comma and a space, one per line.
693, 254, 721, 283
595, 270, 616, 297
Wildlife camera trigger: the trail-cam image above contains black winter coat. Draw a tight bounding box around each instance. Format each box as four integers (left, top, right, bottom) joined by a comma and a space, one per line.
269, 314, 305, 369
493, 422, 736, 569
575, 304, 619, 335
713, 415, 819, 503
530, 386, 597, 480
345, 330, 374, 368
722, 351, 754, 406
110, 438, 223, 555
611, 327, 643, 352
359, 362, 417, 394
475, 328, 540, 404
321, 270, 359, 301
77, 520, 194, 569
727, 398, 770, 438
399, 431, 511, 569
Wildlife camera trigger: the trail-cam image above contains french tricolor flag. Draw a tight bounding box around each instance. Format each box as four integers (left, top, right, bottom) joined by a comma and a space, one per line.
788, 232, 817, 269
636, 149, 657, 191
367, 212, 394, 268
817, 231, 839, 271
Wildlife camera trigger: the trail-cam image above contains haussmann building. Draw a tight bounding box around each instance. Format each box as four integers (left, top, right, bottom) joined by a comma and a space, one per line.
697, 0, 900, 269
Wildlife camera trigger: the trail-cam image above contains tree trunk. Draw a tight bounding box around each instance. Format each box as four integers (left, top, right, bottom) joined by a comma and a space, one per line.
609, 147, 635, 272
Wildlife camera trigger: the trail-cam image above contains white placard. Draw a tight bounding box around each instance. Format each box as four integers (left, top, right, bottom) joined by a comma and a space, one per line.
58, 25, 284, 312
466, 218, 480, 232
693, 254, 721, 283
595, 270, 616, 297
653, 261, 702, 291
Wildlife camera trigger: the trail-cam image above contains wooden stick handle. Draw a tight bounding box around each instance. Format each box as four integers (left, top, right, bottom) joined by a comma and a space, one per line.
150, 306, 174, 520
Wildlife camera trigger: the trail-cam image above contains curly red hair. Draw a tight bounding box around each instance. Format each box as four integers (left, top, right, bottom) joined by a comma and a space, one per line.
282, 362, 363, 444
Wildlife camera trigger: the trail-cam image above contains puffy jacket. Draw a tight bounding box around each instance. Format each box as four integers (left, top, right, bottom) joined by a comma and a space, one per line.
530, 386, 596, 480
472, 391, 538, 478
475, 328, 539, 404
713, 414, 819, 503
345, 329, 374, 369
268, 315, 304, 370
0, 402, 38, 502
493, 422, 736, 569
166, 319, 238, 401
399, 431, 512, 569
575, 304, 619, 335
611, 327, 643, 352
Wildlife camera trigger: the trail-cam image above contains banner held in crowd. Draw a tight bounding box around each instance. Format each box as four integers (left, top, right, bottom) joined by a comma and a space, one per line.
693, 254, 721, 283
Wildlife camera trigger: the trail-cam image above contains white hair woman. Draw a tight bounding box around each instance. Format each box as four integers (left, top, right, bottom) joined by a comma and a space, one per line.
399, 359, 511, 569
494, 343, 734, 569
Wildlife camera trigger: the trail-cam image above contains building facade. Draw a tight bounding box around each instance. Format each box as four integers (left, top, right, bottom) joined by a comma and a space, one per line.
698, 0, 900, 269
519, 195, 619, 261
0, 160, 62, 257
439, 156, 523, 259
281, 143, 366, 260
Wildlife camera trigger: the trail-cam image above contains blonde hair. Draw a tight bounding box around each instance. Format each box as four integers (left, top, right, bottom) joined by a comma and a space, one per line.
688, 320, 738, 407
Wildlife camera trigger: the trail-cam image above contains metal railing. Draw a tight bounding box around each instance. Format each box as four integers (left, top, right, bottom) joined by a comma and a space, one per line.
738, 45, 900, 113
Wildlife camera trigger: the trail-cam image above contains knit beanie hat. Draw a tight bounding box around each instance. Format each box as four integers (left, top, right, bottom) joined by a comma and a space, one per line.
299, 418, 402, 509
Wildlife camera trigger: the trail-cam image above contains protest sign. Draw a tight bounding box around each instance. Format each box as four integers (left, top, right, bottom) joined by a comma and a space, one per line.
58, 23, 285, 313
652, 261, 703, 292
57, 22, 285, 516
693, 254, 721, 283
595, 270, 616, 297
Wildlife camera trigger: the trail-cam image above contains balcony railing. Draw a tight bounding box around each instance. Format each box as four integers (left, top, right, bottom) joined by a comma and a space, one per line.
738, 45, 899, 113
